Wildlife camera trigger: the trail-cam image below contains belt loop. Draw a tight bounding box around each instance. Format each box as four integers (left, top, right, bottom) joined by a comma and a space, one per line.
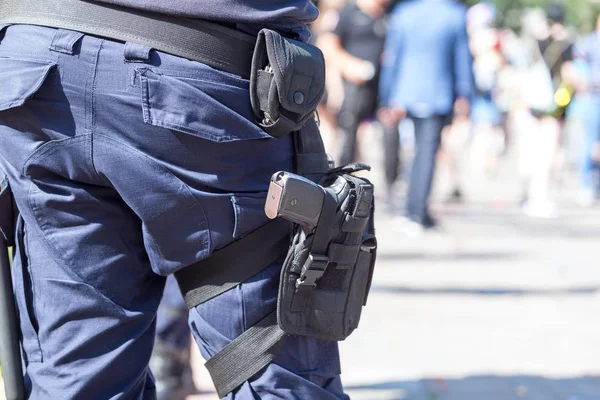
124, 42, 152, 63
49, 29, 84, 55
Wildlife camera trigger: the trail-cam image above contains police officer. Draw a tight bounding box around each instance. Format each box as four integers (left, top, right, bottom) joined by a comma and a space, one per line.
0, 0, 346, 398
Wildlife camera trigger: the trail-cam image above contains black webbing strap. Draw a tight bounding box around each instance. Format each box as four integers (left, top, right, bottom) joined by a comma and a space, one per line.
291, 189, 338, 311
293, 119, 329, 181
175, 219, 290, 309
205, 310, 287, 398
0, 0, 256, 79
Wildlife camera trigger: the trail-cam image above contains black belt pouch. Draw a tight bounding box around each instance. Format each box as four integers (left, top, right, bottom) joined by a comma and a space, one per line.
249, 29, 326, 138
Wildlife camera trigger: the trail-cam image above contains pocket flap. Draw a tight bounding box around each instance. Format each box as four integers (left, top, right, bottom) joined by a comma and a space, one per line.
139, 68, 271, 143
259, 30, 325, 114
249, 29, 325, 137
0, 58, 56, 111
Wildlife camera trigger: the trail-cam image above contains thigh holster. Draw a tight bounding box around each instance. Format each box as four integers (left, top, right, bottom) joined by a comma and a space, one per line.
173, 28, 377, 399
175, 128, 377, 397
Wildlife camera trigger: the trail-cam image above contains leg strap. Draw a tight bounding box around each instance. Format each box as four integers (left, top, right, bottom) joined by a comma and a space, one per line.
174, 220, 290, 397
205, 310, 287, 398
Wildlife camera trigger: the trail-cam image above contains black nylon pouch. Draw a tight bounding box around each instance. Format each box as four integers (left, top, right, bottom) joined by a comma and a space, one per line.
250, 29, 325, 138
277, 164, 377, 341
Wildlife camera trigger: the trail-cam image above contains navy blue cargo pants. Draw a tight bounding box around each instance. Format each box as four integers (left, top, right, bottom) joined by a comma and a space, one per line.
0, 25, 346, 399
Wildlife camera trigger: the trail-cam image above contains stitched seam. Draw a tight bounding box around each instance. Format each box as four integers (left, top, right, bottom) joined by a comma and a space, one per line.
26, 175, 131, 315
240, 284, 247, 332
22, 136, 89, 176
0, 52, 56, 64
144, 67, 248, 87
138, 69, 152, 124
28, 181, 128, 314
89, 39, 104, 182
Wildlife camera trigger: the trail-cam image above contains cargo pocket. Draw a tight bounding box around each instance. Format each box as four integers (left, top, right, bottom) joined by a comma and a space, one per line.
0, 57, 56, 111
139, 68, 271, 143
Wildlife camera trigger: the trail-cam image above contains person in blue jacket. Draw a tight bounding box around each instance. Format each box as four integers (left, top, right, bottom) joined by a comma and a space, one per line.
379, 0, 474, 230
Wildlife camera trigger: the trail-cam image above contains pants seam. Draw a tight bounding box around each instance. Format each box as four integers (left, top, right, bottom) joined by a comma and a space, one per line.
89, 38, 104, 183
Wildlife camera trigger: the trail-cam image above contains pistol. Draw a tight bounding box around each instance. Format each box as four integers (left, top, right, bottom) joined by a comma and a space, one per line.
265, 171, 325, 232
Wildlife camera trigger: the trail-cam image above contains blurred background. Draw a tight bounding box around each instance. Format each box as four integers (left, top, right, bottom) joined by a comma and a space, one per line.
312, 0, 600, 399
3, 0, 600, 399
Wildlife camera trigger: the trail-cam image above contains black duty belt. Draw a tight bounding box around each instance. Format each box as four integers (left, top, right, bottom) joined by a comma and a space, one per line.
0, 0, 256, 79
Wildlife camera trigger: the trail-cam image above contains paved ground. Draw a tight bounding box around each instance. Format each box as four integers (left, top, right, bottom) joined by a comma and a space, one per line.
2, 132, 600, 400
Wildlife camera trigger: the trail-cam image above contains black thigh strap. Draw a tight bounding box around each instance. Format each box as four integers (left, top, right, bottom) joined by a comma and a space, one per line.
205, 310, 287, 398
175, 219, 290, 309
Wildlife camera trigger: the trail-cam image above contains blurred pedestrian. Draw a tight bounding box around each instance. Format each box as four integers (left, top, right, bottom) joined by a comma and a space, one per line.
319, 0, 391, 166
150, 276, 197, 400
518, 5, 574, 218
312, 0, 347, 155
379, 0, 474, 231
573, 14, 600, 206
469, 15, 505, 178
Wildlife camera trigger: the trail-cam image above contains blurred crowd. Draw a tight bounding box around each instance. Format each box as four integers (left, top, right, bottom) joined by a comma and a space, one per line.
150, 3, 600, 398
311, 0, 600, 232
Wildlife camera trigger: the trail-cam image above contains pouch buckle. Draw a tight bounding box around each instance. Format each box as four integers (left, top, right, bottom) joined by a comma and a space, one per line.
296, 253, 328, 288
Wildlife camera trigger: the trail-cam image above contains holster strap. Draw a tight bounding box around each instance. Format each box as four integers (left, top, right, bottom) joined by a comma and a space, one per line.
175, 219, 290, 309
293, 119, 329, 181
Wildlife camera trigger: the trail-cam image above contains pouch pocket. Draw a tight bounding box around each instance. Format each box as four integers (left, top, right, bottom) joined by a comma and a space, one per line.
250, 29, 325, 138
344, 236, 377, 334
139, 68, 271, 143
0, 57, 56, 111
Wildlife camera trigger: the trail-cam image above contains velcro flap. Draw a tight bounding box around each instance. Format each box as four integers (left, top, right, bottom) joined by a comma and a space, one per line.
353, 183, 374, 218
328, 243, 360, 267
342, 214, 369, 233
261, 29, 325, 116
